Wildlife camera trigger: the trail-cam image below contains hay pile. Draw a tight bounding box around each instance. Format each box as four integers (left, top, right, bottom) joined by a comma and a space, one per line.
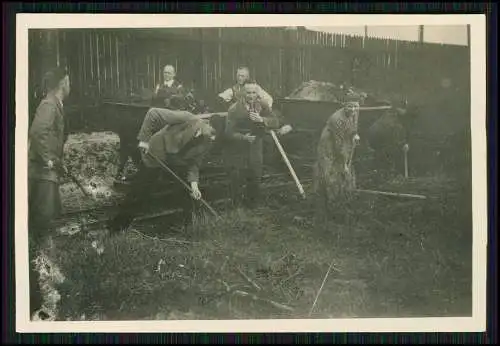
286, 80, 391, 107
60, 132, 134, 213
287, 80, 345, 102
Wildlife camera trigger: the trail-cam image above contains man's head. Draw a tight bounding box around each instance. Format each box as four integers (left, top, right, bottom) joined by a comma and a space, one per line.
194, 120, 217, 142
244, 83, 259, 103
43, 67, 70, 99
236, 67, 250, 85
163, 65, 176, 82
343, 101, 360, 117
342, 93, 361, 117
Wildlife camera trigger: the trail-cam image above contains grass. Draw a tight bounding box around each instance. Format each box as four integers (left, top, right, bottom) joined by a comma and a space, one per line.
42, 167, 473, 321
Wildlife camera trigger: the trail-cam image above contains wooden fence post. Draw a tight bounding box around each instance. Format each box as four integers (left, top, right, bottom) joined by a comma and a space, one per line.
283, 27, 295, 96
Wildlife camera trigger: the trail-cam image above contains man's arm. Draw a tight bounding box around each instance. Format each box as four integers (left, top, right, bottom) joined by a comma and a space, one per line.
260, 104, 281, 130
225, 107, 250, 141
186, 163, 200, 184
29, 102, 61, 166
256, 84, 273, 109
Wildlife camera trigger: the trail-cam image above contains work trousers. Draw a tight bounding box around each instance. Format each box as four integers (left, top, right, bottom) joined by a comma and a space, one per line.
109, 155, 197, 233
225, 138, 264, 208
28, 178, 61, 316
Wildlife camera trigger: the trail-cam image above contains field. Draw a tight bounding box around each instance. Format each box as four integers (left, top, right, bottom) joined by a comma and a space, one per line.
33, 136, 473, 321
29, 79, 474, 322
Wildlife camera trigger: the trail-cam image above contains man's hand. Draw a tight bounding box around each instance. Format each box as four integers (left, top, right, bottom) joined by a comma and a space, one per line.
138, 141, 150, 155
353, 134, 361, 146
344, 162, 350, 175
190, 182, 202, 200
249, 112, 264, 123
244, 134, 256, 143
277, 124, 293, 136
47, 160, 54, 170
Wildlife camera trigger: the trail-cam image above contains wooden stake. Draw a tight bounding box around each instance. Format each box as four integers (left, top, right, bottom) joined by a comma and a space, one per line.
403, 144, 409, 179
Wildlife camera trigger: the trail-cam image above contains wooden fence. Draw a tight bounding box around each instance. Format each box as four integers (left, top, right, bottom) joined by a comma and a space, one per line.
28, 27, 471, 140
27, 27, 472, 177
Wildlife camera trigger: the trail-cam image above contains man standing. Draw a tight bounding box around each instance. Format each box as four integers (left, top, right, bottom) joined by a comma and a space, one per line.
224, 83, 281, 208
313, 95, 361, 223
152, 64, 186, 108
107, 106, 217, 234
218, 66, 273, 109
28, 67, 71, 319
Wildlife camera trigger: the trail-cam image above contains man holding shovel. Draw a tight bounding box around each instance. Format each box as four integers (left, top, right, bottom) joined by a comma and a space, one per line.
28, 67, 71, 319
223, 83, 281, 208
107, 101, 217, 234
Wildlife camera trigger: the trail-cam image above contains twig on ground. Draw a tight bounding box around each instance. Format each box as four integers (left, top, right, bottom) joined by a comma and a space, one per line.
354, 189, 427, 200
130, 229, 195, 245
308, 259, 339, 317
233, 290, 294, 312
236, 266, 262, 291
280, 269, 302, 286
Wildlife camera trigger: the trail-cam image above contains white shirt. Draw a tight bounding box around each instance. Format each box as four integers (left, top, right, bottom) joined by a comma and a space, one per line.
218, 83, 274, 109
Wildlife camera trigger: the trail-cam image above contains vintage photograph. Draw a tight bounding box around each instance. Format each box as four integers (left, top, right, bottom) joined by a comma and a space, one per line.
16, 14, 487, 332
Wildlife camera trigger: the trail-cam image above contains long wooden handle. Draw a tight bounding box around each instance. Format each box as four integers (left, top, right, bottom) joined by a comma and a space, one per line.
404, 148, 409, 179
355, 189, 427, 200
146, 151, 222, 220
270, 130, 306, 199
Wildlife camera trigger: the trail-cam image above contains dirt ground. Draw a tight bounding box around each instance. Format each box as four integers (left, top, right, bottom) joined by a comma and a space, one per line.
41, 166, 472, 321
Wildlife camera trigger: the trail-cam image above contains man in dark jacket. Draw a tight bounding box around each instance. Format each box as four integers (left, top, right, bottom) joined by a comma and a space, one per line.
107, 106, 217, 234
151, 64, 186, 108
28, 66, 71, 319
223, 83, 281, 208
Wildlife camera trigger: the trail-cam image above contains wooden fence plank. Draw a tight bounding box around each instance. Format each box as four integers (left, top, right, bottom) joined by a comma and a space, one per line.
29, 27, 470, 124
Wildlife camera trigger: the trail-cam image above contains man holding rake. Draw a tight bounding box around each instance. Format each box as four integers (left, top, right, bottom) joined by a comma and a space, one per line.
107, 99, 217, 234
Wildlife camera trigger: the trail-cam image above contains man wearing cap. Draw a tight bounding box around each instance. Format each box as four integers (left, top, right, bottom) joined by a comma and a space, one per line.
313, 95, 361, 223
107, 106, 217, 234
223, 82, 281, 208
28, 66, 71, 319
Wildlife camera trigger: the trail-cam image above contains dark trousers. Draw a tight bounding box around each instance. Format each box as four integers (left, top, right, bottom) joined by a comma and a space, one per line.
227, 167, 262, 208
28, 178, 61, 315
109, 158, 196, 232
226, 139, 264, 208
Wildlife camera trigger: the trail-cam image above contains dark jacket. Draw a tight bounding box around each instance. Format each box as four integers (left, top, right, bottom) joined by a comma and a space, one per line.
151, 80, 185, 108
144, 119, 215, 183
28, 94, 67, 183
223, 99, 280, 172
136, 107, 198, 143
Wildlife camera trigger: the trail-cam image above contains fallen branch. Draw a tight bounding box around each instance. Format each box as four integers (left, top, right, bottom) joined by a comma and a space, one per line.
236, 266, 262, 291
233, 290, 294, 312
354, 188, 427, 200
308, 259, 338, 317
130, 229, 195, 244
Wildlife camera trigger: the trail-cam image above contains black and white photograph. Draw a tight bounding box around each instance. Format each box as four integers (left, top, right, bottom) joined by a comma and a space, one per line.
15, 14, 487, 333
